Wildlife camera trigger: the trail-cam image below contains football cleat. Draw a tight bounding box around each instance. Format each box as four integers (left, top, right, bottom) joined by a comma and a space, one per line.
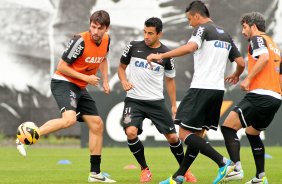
159, 176, 184, 184
88, 172, 116, 183
245, 176, 268, 184
184, 169, 197, 182
140, 167, 152, 183
223, 169, 244, 181
213, 159, 235, 184
16, 138, 27, 157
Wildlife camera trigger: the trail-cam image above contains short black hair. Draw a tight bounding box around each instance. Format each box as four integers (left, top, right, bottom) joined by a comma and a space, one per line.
240, 12, 265, 32
90, 10, 110, 28
144, 17, 163, 34
185, 0, 210, 18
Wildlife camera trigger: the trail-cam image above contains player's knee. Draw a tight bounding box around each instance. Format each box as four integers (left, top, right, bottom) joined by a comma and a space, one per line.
95, 117, 104, 134
125, 127, 138, 139
62, 117, 77, 128
165, 133, 179, 143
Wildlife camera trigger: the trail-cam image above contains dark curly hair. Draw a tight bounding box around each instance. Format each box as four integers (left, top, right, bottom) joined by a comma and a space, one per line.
240, 12, 265, 32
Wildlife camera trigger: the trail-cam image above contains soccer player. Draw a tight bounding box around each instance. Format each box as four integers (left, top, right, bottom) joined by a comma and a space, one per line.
221, 12, 281, 184
147, 1, 245, 184
118, 17, 197, 183
16, 10, 116, 183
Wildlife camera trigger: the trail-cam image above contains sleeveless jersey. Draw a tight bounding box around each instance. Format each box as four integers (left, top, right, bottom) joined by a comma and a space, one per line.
54, 31, 110, 88
248, 34, 281, 95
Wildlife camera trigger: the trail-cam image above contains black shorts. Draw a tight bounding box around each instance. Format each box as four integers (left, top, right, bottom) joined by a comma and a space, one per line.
175, 88, 224, 131
233, 92, 281, 131
122, 97, 176, 135
51, 79, 99, 121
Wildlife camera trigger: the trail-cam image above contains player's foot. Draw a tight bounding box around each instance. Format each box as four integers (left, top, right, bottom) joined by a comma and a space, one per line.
140, 167, 152, 183
223, 169, 244, 181
184, 169, 197, 182
245, 176, 268, 184
159, 176, 184, 184
212, 159, 234, 184
16, 138, 27, 157
88, 172, 116, 183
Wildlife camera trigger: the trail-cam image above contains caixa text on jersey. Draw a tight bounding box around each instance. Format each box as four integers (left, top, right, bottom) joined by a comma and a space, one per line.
85, 57, 105, 63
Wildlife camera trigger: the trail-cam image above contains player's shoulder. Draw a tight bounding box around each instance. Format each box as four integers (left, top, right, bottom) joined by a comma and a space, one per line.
63, 34, 84, 54
70, 34, 84, 43
158, 43, 171, 52
250, 35, 266, 43
129, 40, 145, 47
250, 35, 267, 48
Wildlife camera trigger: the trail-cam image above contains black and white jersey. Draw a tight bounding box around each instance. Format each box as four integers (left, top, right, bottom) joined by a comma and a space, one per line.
188, 22, 241, 90
120, 40, 175, 100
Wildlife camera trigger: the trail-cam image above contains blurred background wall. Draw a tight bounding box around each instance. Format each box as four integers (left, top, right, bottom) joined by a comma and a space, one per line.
0, 0, 281, 146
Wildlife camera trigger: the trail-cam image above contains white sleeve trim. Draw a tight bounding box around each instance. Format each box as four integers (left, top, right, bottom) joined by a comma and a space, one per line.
188, 36, 202, 49
252, 47, 268, 58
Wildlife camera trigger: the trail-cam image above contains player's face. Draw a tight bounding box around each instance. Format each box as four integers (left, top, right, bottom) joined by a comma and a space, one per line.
89, 22, 108, 44
241, 22, 252, 40
144, 26, 161, 48
186, 12, 199, 27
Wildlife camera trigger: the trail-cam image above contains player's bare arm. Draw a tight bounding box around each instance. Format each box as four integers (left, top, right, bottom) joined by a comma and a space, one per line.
118, 63, 134, 91
147, 42, 198, 62
240, 53, 269, 91
57, 59, 100, 86
165, 77, 177, 119
225, 56, 245, 85
99, 58, 110, 94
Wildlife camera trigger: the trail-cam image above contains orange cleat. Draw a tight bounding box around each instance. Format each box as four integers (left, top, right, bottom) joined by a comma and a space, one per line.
140, 167, 152, 183
184, 169, 197, 183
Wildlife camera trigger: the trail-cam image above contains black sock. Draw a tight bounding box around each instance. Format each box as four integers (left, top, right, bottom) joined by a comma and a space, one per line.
173, 134, 199, 178
246, 133, 265, 178
128, 137, 148, 169
183, 134, 225, 168
169, 139, 184, 166
221, 126, 241, 163
90, 155, 101, 173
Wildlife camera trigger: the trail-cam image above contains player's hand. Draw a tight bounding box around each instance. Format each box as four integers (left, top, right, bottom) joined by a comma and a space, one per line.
240, 77, 250, 91
121, 80, 134, 91
171, 105, 177, 119
87, 75, 100, 86
147, 53, 162, 68
225, 73, 239, 85
103, 81, 110, 94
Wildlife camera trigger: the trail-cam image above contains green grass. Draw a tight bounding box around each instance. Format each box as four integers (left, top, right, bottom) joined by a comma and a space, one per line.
0, 146, 281, 184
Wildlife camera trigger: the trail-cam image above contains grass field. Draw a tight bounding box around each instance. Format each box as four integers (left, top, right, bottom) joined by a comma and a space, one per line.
0, 146, 281, 184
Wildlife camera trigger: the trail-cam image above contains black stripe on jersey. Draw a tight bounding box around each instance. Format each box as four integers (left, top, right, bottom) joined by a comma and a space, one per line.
280, 62, 282, 74
249, 35, 267, 58
62, 35, 85, 64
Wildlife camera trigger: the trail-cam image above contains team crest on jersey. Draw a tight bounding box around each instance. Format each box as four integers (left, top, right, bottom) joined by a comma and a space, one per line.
124, 114, 132, 124
69, 90, 77, 108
